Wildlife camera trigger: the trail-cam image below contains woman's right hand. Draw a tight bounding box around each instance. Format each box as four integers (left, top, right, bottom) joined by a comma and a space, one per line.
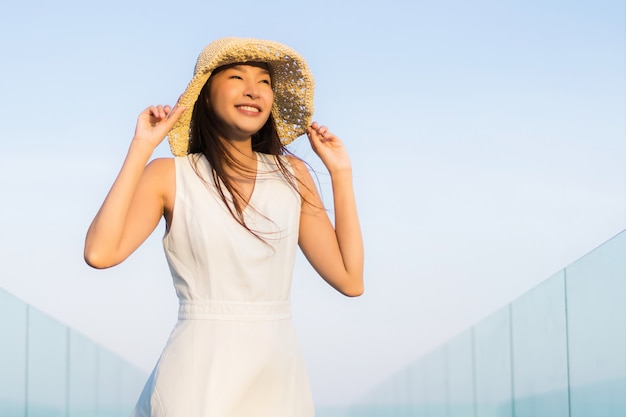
84, 103, 184, 269
132, 104, 186, 150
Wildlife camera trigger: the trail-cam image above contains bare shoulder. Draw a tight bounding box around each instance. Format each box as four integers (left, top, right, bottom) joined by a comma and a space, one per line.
143, 157, 175, 184
284, 155, 322, 211
146, 157, 175, 173
143, 158, 175, 207
284, 155, 310, 179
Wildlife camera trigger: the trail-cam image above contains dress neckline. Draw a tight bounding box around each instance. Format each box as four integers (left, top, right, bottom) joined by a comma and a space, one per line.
241, 152, 261, 213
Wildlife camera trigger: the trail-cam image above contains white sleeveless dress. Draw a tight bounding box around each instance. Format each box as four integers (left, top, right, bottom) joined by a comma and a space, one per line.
131, 152, 315, 417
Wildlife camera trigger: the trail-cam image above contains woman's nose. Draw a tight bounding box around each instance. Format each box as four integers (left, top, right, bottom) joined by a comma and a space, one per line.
243, 82, 259, 99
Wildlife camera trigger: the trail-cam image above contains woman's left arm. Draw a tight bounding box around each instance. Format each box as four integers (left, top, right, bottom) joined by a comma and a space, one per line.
292, 122, 364, 297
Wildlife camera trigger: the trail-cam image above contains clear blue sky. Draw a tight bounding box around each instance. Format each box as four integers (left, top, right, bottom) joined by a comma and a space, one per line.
1, 0, 624, 407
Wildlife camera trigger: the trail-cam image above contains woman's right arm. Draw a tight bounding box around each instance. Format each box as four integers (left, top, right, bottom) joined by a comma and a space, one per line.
84, 104, 185, 269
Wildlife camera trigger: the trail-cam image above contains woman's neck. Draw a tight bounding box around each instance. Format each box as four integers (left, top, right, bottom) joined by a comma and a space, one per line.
222, 137, 257, 179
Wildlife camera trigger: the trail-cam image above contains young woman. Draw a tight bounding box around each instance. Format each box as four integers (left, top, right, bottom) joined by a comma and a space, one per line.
84, 37, 363, 417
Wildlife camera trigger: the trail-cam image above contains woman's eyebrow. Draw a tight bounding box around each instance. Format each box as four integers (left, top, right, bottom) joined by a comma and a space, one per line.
229, 65, 271, 76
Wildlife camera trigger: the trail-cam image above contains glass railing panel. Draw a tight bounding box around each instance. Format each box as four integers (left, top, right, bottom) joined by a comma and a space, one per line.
26, 307, 67, 417
97, 348, 122, 417
68, 330, 97, 417
0, 289, 27, 417
364, 376, 383, 417
344, 230, 625, 414
119, 365, 146, 413
510, 271, 569, 417
423, 348, 448, 417
408, 359, 425, 416
396, 366, 413, 417
378, 373, 392, 416
355, 381, 383, 417
446, 329, 475, 417
0, 288, 147, 417
566, 231, 626, 417
357, 388, 378, 417
345, 404, 366, 417
473, 306, 513, 417
316, 406, 350, 417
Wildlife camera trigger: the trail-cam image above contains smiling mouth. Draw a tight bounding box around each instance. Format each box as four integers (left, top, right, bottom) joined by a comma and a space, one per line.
236, 105, 261, 113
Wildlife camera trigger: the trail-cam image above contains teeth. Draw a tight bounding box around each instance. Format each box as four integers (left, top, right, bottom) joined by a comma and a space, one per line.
238, 105, 260, 112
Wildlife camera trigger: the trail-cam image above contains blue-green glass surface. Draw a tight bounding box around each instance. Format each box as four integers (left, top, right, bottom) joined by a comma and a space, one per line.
345, 231, 626, 415
377, 374, 393, 417
97, 348, 123, 417
446, 329, 475, 417
369, 374, 390, 417
0, 289, 27, 417
362, 376, 381, 417
0, 289, 146, 417
119, 364, 145, 414
346, 404, 368, 417
360, 379, 384, 417
510, 270, 569, 417
68, 330, 97, 417
26, 307, 67, 417
382, 372, 396, 416
366, 384, 382, 417
473, 306, 513, 417
393, 365, 412, 417
408, 359, 426, 416
423, 348, 447, 417
566, 230, 626, 417
316, 406, 350, 417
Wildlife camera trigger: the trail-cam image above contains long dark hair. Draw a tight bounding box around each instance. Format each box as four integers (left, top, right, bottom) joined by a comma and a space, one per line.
187, 64, 305, 239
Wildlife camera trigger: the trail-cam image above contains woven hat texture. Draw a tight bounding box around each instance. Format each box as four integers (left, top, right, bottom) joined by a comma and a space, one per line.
167, 37, 315, 156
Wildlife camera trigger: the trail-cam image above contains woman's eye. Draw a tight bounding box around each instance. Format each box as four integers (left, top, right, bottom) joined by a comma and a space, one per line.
229, 75, 243, 80
260, 79, 271, 85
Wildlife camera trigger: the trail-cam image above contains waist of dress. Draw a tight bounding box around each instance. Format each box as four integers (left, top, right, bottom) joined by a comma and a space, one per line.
178, 300, 291, 321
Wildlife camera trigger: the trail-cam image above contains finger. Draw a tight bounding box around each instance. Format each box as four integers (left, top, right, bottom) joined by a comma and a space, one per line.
322, 133, 335, 143
305, 128, 319, 148
308, 123, 326, 138
170, 102, 186, 115
157, 104, 168, 119
143, 105, 165, 125
146, 105, 159, 116
317, 125, 334, 141
162, 104, 187, 126
144, 106, 160, 122
307, 132, 329, 153
306, 126, 322, 142
149, 105, 163, 117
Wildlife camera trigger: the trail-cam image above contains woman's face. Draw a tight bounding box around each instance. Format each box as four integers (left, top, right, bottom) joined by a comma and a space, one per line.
209, 63, 274, 141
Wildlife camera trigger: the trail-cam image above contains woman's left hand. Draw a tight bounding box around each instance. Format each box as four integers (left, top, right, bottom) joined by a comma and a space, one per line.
307, 122, 352, 174
298, 122, 364, 297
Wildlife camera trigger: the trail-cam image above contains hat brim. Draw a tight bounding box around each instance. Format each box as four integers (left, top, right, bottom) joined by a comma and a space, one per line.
167, 38, 315, 157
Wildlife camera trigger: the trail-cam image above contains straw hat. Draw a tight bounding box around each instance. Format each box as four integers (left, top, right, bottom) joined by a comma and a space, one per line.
167, 37, 315, 156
